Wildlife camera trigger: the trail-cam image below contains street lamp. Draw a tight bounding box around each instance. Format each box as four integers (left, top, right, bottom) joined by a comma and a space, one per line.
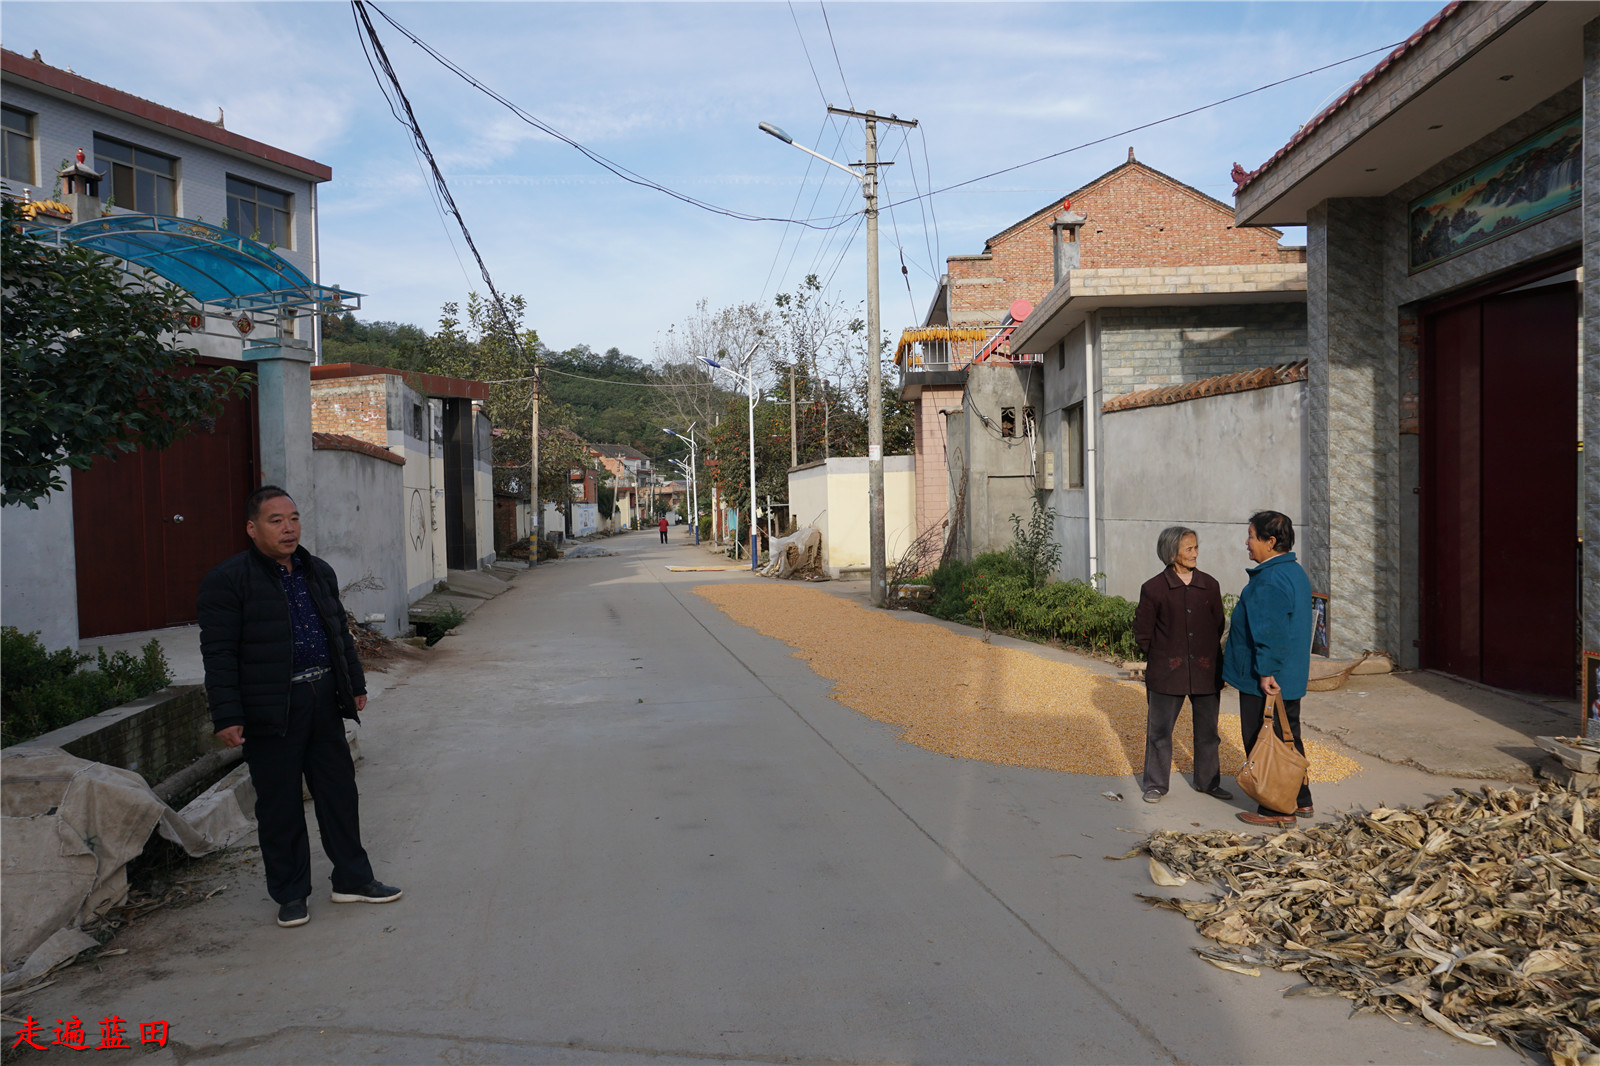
701, 342, 761, 573
663, 424, 699, 545
762, 110, 916, 607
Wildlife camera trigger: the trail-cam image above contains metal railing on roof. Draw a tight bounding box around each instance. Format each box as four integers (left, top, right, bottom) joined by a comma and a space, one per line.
894, 325, 1043, 373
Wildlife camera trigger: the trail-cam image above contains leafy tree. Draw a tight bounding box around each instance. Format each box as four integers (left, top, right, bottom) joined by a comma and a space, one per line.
321, 311, 430, 371
1, 200, 249, 508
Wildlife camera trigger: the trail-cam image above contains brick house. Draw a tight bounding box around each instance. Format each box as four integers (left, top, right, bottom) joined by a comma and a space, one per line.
906, 151, 1308, 572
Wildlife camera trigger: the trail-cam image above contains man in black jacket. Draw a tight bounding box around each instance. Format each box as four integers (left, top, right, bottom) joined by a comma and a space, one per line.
199, 486, 401, 928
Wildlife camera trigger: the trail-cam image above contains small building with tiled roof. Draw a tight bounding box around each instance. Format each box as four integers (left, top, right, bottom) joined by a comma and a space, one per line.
1230, 0, 1596, 699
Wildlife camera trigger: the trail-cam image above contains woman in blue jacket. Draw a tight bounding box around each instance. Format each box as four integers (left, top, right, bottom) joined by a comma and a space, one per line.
1222, 511, 1314, 827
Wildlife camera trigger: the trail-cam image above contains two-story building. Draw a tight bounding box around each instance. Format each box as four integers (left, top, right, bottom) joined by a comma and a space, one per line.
2, 49, 350, 649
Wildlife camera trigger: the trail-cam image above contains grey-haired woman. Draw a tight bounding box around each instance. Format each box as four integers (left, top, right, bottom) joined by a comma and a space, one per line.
1132, 526, 1231, 804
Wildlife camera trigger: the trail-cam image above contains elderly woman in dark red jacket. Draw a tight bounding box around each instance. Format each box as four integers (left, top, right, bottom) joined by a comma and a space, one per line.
1132, 526, 1231, 804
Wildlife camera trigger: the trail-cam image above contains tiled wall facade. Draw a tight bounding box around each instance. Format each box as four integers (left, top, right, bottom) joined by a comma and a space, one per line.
1585, 20, 1600, 662
1097, 303, 1307, 398
1301, 77, 1587, 664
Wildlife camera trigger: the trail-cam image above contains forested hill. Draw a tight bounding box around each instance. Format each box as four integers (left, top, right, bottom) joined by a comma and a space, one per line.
540, 345, 659, 454
321, 314, 667, 455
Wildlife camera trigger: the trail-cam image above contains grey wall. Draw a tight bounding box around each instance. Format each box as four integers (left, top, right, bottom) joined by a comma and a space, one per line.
1099, 383, 1308, 604
1045, 324, 1091, 581
309, 449, 408, 638
0, 480, 79, 649
1099, 303, 1307, 398
947, 362, 1045, 559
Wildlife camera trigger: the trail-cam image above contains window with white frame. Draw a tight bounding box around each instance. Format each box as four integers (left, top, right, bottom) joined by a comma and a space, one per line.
93, 135, 175, 214
226, 176, 292, 247
2, 105, 35, 185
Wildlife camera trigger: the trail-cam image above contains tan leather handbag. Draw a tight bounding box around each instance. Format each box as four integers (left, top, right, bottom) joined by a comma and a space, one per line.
1236, 692, 1309, 815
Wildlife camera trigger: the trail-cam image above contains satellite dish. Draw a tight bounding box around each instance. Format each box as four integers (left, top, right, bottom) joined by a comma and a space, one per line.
1009, 299, 1033, 322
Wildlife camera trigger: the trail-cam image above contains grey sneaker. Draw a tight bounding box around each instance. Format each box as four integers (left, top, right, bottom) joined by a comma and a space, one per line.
331, 880, 402, 904
277, 898, 309, 927
1142, 789, 1164, 804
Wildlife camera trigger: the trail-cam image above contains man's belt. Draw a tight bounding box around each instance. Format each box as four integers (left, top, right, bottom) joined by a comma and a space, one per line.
291, 665, 331, 684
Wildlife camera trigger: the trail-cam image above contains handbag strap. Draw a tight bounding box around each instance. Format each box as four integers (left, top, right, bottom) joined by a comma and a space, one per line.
1269, 691, 1294, 742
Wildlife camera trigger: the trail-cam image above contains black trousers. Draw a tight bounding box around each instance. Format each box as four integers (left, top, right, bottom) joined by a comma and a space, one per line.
1238, 691, 1314, 815
660, 528, 668, 543
1141, 690, 1221, 794
243, 675, 373, 903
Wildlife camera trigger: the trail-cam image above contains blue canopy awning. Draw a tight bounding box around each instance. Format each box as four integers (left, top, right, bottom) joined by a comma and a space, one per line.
22, 214, 360, 312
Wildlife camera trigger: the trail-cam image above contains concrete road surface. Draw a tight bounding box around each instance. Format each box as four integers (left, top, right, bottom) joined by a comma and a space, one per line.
8, 532, 1520, 1065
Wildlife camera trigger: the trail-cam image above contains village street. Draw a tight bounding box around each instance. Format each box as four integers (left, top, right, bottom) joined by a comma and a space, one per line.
8, 532, 1525, 1066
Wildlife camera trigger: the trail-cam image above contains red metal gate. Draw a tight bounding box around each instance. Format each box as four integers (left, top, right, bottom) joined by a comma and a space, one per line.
71, 363, 257, 638
1421, 273, 1578, 697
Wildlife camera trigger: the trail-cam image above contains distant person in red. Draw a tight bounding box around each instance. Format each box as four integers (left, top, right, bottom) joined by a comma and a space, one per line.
658, 515, 669, 544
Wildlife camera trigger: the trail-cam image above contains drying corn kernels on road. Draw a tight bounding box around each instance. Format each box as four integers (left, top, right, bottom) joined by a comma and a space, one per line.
694, 584, 1362, 782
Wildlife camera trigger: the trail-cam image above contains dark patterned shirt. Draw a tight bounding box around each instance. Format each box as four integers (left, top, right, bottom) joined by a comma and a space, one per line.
279, 563, 331, 673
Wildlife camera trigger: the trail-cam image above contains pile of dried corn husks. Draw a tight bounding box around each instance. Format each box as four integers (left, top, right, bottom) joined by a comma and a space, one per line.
1126, 785, 1599, 1065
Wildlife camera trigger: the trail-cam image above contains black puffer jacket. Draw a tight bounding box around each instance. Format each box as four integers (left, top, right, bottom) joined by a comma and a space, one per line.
198, 545, 366, 736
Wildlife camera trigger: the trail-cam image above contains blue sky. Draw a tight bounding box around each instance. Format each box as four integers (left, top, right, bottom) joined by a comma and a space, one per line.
2, 1, 1441, 359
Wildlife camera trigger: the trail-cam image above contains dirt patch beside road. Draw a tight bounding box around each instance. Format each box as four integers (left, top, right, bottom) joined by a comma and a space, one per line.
695, 583, 1362, 781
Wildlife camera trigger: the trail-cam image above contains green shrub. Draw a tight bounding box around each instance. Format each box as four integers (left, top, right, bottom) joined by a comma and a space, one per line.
698, 514, 712, 542
921, 559, 1140, 660
1, 627, 172, 747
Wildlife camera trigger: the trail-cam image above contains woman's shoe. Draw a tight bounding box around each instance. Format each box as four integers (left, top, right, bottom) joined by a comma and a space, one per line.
1295, 805, 1314, 818
1236, 810, 1295, 827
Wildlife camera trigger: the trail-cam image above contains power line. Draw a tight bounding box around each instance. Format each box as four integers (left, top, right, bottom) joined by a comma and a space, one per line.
351, 0, 528, 360
363, 0, 857, 232
817, 1, 854, 110
787, 0, 830, 109
879, 38, 1408, 212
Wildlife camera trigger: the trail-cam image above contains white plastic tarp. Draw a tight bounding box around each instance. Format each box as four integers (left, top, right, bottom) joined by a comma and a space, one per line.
1, 747, 255, 987
759, 526, 826, 579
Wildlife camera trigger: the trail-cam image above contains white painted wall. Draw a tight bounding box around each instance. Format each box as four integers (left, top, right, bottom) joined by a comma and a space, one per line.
309, 448, 407, 637
0, 478, 79, 649
786, 456, 916, 574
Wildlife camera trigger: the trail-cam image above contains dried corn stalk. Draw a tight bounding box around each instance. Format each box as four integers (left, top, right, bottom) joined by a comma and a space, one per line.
1124, 785, 1600, 1065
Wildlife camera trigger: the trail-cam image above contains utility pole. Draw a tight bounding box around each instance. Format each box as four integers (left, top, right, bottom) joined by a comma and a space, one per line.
826, 105, 918, 608
530, 370, 541, 561
789, 362, 798, 469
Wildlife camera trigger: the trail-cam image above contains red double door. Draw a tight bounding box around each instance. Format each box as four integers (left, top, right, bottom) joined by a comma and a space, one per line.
1421, 273, 1579, 697
71, 364, 257, 639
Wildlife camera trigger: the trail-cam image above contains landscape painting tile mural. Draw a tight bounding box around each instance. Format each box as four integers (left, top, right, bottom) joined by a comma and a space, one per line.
1408, 112, 1581, 272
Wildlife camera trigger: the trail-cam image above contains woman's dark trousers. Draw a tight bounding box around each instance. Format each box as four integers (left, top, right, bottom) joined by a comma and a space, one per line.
1141, 690, 1221, 794
243, 674, 374, 903
1237, 691, 1314, 815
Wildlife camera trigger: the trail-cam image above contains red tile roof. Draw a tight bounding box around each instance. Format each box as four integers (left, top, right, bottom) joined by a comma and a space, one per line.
312, 432, 405, 465
1, 48, 332, 182
1231, 2, 1462, 195
1101, 361, 1307, 414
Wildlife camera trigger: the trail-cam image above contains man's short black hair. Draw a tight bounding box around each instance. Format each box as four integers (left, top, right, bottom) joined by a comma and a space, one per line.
246, 485, 295, 522
1249, 510, 1295, 553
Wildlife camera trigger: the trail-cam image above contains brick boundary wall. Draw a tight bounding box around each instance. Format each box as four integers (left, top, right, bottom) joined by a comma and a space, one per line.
309, 376, 390, 449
